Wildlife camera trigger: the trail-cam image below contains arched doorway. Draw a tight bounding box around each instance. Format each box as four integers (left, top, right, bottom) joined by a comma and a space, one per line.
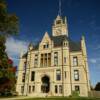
41, 75, 50, 93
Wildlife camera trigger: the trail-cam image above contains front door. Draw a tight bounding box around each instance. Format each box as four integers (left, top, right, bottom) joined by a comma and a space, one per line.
41, 75, 50, 93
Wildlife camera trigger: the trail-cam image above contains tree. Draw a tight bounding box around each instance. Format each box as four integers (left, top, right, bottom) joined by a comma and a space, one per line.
0, 0, 19, 36
95, 82, 100, 91
0, 0, 19, 95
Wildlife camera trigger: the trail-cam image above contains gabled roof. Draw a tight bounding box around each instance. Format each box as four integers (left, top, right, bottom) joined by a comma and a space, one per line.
41, 32, 51, 44
22, 35, 81, 58
34, 43, 39, 50
51, 35, 81, 51
69, 41, 81, 52
51, 35, 69, 47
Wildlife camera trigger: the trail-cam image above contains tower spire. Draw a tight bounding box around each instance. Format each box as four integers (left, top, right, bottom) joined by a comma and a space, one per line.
58, 0, 62, 16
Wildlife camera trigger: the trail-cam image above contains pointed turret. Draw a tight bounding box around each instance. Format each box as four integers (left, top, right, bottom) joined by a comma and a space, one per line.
28, 42, 33, 51
81, 35, 87, 56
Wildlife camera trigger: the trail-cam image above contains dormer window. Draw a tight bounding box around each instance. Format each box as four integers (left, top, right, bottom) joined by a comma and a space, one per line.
63, 41, 67, 47
47, 44, 49, 48
43, 45, 46, 49
43, 43, 49, 49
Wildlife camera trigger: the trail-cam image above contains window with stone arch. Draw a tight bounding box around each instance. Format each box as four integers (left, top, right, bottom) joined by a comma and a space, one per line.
73, 56, 78, 66
56, 69, 61, 81
74, 70, 79, 81
54, 52, 58, 66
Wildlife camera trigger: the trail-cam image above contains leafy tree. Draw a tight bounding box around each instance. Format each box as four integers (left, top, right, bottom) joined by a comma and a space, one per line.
0, 0, 19, 36
0, 0, 19, 95
95, 82, 100, 91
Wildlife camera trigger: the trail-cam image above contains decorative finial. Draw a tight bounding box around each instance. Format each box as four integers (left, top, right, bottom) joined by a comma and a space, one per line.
58, 0, 62, 16
65, 16, 67, 23
82, 35, 85, 40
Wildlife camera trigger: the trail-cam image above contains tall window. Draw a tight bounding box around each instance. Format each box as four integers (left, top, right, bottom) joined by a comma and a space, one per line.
31, 71, 35, 81
40, 53, 51, 67
44, 53, 47, 67
75, 85, 80, 93
55, 85, 58, 93
64, 71, 67, 79
24, 62, 27, 71
48, 53, 51, 67
74, 70, 79, 81
59, 85, 63, 94
22, 73, 25, 82
73, 56, 78, 66
41, 54, 43, 67
54, 52, 58, 66
21, 86, 24, 94
32, 86, 35, 92
29, 86, 31, 93
34, 54, 38, 67
56, 69, 61, 81
64, 57, 67, 64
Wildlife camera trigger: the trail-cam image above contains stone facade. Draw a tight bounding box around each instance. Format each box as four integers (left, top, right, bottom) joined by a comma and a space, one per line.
16, 15, 90, 97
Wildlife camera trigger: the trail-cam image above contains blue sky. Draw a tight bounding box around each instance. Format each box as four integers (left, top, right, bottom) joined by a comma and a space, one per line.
6, 0, 100, 87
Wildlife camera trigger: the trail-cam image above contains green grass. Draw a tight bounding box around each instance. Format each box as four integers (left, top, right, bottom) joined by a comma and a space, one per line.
19, 97, 100, 100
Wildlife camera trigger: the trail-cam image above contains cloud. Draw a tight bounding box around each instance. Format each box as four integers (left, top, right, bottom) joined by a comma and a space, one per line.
94, 45, 100, 50
89, 59, 97, 64
89, 58, 100, 64
5, 37, 29, 61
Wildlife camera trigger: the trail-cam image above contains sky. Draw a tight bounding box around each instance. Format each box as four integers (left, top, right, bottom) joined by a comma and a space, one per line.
6, 0, 100, 87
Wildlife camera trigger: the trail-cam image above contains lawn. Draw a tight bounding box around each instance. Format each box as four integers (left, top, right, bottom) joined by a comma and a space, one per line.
19, 97, 100, 100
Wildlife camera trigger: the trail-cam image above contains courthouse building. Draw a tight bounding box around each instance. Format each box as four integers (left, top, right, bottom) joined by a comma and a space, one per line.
16, 15, 90, 97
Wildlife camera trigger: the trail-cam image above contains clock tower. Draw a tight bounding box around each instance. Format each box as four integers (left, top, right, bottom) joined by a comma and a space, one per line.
52, 15, 68, 37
